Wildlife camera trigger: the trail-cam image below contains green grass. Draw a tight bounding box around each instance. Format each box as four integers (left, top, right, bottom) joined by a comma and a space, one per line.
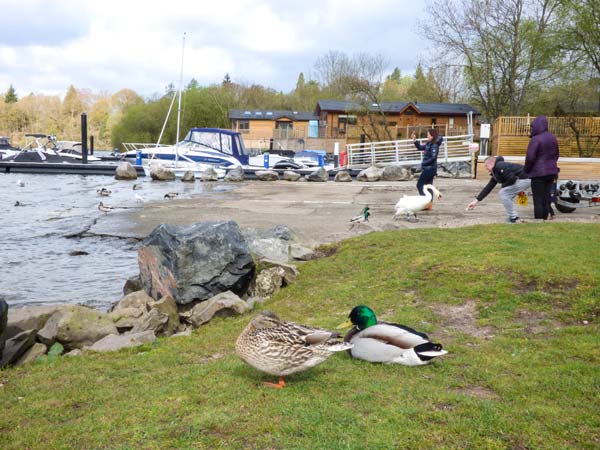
1, 223, 599, 449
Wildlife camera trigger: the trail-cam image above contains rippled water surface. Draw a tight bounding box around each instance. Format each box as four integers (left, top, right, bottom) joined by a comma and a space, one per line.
0, 169, 229, 310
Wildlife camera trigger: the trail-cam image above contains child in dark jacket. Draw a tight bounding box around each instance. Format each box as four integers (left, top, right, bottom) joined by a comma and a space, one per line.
412, 128, 441, 196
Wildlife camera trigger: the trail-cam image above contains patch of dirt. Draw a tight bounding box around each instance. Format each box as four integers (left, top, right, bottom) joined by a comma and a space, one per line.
514, 309, 564, 334
452, 386, 500, 399
430, 300, 495, 339
311, 243, 340, 259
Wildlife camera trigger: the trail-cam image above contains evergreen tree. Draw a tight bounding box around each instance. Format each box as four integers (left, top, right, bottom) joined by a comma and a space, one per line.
296, 72, 306, 90
4, 84, 18, 103
386, 67, 401, 82
222, 73, 232, 86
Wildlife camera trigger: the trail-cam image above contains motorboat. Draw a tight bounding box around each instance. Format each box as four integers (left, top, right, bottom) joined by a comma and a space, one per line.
0, 136, 19, 159
122, 128, 249, 167
55, 140, 101, 162
2, 134, 74, 163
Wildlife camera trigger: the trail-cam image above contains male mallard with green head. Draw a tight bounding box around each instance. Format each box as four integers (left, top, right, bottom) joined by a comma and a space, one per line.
235, 311, 352, 388
338, 305, 447, 366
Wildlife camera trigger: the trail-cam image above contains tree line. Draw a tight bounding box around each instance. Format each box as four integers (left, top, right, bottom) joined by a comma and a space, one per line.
1, 0, 597, 151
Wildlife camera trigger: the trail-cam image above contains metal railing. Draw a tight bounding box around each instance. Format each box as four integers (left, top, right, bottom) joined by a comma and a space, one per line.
345, 134, 474, 168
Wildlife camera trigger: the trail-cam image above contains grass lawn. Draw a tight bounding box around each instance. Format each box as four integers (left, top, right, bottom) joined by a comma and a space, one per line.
1, 223, 599, 449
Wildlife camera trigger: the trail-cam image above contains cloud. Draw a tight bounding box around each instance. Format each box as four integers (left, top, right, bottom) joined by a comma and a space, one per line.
0, 0, 427, 98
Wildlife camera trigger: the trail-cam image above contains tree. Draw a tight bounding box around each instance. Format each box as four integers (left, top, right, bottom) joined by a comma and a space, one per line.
424, 0, 565, 121
386, 67, 402, 83
295, 72, 306, 90
4, 84, 17, 103
222, 73, 232, 86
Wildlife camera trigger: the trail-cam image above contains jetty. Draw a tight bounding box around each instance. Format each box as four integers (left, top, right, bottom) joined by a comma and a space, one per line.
0, 160, 146, 176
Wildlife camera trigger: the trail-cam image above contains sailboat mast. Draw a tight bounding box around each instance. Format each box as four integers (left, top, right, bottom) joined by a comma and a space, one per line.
175, 32, 186, 166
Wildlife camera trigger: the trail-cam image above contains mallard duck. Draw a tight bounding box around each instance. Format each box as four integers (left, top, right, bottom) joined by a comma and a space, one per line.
235, 311, 352, 388
350, 206, 370, 223
96, 187, 111, 197
98, 201, 113, 214
164, 192, 178, 200
394, 184, 442, 221
337, 305, 447, 366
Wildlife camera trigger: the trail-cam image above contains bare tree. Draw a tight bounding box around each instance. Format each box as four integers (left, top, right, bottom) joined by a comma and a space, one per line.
424, 0, 564, 121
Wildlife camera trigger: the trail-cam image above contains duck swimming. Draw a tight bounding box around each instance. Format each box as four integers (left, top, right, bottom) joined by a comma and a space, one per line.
394, 184, 442, 221
235, 311, 352, 388
164, 192, 178, 200
337, 305, 447, 366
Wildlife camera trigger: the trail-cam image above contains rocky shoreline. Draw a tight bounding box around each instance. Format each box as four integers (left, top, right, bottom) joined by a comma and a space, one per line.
0, 221, 317, 367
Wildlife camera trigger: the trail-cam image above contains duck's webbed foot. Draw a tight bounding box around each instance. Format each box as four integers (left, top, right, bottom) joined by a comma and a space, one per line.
264, 376, 286, 389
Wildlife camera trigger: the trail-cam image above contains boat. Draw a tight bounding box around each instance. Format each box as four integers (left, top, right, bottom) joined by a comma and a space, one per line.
0, 136, 20, 160
122, 127, 248, 167
2, 134, 74, 163
55, 140, 101, 162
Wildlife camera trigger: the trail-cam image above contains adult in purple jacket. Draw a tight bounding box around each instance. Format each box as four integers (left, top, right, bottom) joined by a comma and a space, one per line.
524, 116, 559, 220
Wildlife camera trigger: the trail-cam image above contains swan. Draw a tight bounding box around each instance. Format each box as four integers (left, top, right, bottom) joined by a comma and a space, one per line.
394, 184, 442, 221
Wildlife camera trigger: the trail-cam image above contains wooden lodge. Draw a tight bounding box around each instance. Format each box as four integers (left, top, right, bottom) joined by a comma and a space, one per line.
229, 100, 480, 152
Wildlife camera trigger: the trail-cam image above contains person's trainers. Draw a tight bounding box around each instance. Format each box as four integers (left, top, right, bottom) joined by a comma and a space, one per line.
507, 216, 521, 223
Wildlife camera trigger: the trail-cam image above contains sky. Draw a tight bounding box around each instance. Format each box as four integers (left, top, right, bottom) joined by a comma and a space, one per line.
0, 0, 430, 99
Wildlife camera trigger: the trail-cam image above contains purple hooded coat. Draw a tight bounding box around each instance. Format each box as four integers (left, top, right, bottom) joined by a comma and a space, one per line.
524, 116, 559, 178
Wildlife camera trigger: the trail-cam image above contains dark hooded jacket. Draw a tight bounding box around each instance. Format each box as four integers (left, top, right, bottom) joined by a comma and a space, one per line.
524, 116, 559, 178
476, 156, 528, 201
414, 136, 442, 171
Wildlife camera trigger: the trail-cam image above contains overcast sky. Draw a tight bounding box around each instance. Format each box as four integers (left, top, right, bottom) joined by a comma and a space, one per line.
0, 0, 430, 99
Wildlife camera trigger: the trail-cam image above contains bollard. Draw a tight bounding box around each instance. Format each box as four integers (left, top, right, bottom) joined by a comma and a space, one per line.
81, 112, 88, 164
263, 152, 269, 168
90, 135, 94, 155
114, 147, 119, 157
135, 150, 142, 166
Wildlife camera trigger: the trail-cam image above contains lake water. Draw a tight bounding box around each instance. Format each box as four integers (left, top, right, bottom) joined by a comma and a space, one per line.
0, 168, 230, 311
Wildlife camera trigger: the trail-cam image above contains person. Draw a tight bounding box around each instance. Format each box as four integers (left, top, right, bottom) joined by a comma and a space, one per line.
524, 115, 559, 220
412, 128, 440, 196
466, 156, 531, 223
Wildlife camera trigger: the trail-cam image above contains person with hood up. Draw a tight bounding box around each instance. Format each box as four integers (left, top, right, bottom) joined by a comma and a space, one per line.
524, 116, 559, 220
412, 128, 441, 196
466, 156, 531, 223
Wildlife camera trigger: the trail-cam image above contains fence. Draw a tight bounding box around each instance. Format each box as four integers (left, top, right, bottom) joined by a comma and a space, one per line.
345, 135, 474, 168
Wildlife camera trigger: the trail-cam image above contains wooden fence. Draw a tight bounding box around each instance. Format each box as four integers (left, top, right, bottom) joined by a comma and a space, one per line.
492, 116, 600, 158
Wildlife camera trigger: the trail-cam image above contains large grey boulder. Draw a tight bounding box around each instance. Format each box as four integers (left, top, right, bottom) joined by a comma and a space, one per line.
306, 167, 329, 182
149, 164, 176, 181
37, 305, 118, 350
201, 167, 219, 181
6, 304, 62, 340
138, 221, 255, 304
282, 171, 302, 181
123, 274, 143, 296
356, 166, 384, 182
258, 259, 299, 285
0, 300, 7, 359
87, 331, 156, 352
224, 166, 245, 182
438, 161, 471, 178
115, 161, 138, 180
334, 170, 352, 182
255, 170, 279, 181
242, 226, 295, 262
290, 243, 315, 261
114, 290, 154, 311
188, 291, 250, 328
382, 164, 412, 181
1, 329, 36, 367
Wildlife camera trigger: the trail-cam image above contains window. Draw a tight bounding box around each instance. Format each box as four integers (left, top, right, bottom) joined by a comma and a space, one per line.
338, 115, 357, 125
236, 120, 250, 133
449, 117, 455, 127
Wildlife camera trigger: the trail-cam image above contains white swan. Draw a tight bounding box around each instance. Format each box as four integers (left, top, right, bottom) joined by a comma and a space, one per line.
394, 184, 442, 221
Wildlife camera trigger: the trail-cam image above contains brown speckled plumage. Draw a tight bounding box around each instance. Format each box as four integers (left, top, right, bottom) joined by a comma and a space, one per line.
235, 311, 352, 377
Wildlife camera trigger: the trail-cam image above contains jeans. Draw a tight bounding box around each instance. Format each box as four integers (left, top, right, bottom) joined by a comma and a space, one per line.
499, 179, 531, 220
417, 166, 437, 195
531, 174, 556, 219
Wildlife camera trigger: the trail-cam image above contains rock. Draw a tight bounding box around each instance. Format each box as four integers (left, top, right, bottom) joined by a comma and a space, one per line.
6, 305, 62, 340
334, 170, 352, 182
64, 349, 82, 357
37, 305, 118, 350
356, 166, 383, 182
138, 221, 255, 304
437, 161, 472, 178
188, 291, 250, 328
115, 290, 154, 311
282, 171, 302, 181
109, 307, 145, 333
290, 243, 314, 261
1, 329, 36, 367
181, 170, 195, 182
123, 274, 143, 296
258, 259, 299, 285
255, 170, 279, 181
132, 309, 169, 335
306, 167, 329, 182
149, 295, 179, 336
242, 225, 296, 262
249, 267, 286, 298
382, 164, 412, 181
224, 166, 245, 182
149, 164, 176, 181
172, 328, 193, 338
0, 300, 7, 358
201, 167, 219, 181
115, 161, 138, 180
14, 342, 47, 366
87, 331, 156, 352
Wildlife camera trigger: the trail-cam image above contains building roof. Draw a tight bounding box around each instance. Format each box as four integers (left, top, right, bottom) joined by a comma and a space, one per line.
229, 109, 318, 121
316, 99, 480, 115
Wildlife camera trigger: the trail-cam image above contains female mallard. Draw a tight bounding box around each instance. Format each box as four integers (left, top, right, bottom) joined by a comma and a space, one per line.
337, 305, 447, 366
235, 311, 352, 388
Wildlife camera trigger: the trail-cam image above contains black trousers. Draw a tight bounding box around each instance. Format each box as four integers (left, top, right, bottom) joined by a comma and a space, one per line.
417, 166, 437, 195
531, 174, 556, 220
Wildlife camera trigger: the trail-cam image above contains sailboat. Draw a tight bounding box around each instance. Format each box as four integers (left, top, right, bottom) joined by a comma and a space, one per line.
125, 34, 243, 178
